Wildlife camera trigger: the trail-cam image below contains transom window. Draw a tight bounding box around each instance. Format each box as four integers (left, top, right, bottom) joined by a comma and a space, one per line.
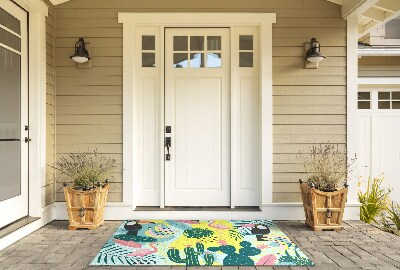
172, 35, 222, 68
378, 91, 400, 109
358, 91, 400, 110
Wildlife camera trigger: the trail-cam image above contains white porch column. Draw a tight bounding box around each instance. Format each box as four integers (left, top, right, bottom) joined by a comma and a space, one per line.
347, 15, 360, 207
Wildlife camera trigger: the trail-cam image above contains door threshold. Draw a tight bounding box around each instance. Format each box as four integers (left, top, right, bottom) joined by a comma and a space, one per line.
0, 216, 40, 240
135, 206, 261, 212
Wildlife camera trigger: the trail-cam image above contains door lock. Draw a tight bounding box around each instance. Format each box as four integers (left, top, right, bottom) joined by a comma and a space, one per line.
165, 137, 171, 161
24, 137, 31, 143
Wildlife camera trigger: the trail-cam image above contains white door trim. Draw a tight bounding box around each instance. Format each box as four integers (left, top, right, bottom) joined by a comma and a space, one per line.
0, 0, 49, 251
0, 0, 28, 229
12, 0, 48, 217
119, 13, 276, 210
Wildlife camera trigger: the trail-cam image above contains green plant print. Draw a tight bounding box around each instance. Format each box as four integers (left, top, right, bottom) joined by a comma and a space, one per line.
183, 228, 214, 239
114, 234, 156, 243
167, 243, 214, 266
207, 241, 261, 266
278, 249, 313, 266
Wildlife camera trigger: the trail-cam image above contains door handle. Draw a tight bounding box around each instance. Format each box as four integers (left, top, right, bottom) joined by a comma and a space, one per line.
0, 139, 20, 142
165, 137, 171, 161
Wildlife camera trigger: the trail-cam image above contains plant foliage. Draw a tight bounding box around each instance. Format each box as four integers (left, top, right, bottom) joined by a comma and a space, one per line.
382, 201, 400, 230
50, 148, 117, 189
358, 176, 391, 224
299, 144, 355, 191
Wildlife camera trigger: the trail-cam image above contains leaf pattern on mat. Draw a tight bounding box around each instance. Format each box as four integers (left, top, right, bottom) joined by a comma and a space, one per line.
90, 220, 313, 266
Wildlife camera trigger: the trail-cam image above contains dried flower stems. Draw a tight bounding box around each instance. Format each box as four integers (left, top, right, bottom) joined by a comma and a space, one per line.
49, 148, 117, 189
299, 144, 356, 191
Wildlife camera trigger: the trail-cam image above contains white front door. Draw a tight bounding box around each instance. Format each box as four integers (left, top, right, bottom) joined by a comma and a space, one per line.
164, 28, 231, 206
358, 90, 400, 203
0, 0, 29, 228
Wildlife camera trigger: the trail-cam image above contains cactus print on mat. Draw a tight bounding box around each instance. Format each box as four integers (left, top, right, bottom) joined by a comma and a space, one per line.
90, 220, 313, 266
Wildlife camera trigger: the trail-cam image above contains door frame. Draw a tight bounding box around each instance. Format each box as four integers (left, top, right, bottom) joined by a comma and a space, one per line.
0, 0, 29, 228
10, 0, 49, 218
119, 13, 276, 210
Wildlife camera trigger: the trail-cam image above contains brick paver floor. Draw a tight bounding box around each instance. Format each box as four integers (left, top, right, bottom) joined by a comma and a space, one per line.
0, 220, 399, 270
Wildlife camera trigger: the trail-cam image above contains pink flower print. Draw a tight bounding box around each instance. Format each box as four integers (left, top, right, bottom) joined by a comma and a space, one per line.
257, 244, 269, 249
241, 223, 255, 228
256, 254, 277, 265
113, 239, 142, 248
217, 239, 228, 246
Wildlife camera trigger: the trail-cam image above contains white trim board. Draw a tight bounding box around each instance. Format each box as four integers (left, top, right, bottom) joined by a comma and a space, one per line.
0, 204, 54, 251
53, 202, 361, 221
0, 0, 50, 252
10, 0, 48, 218
359, 77, 400, 85
119, 13, 276, 210
358, 48, 400, 56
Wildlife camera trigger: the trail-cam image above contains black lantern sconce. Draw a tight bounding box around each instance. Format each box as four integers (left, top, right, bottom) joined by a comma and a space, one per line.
305, 38, 326, 69
70, 38, 91, 64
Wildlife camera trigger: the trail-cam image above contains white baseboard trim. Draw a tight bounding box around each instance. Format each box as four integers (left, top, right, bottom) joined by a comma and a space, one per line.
0, 203, 54, 251
54, 201, 361, 220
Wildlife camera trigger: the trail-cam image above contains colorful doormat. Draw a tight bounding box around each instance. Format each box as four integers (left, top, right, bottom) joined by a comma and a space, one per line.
90, 220, 313, 266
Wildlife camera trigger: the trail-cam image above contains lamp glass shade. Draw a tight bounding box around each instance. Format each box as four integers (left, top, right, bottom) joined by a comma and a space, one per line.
305, 38, 326, 63
306, 53, 325, 63
70, 38, 91, 63
71, 55, 89, 64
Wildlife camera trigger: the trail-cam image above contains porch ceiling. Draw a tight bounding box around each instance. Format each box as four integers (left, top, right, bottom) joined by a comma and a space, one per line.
47, 0, 399, 42
326, 0, 400, 39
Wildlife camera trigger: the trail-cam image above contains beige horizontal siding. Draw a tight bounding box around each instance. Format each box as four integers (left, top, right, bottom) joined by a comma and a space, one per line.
45, 1, 56, 207
359, 56, 400, 77
55, 0, 346, 203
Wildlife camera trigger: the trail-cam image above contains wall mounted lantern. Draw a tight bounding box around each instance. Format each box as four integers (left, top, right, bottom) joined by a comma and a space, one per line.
305, 38, 326, 69
70, 38, 91, 64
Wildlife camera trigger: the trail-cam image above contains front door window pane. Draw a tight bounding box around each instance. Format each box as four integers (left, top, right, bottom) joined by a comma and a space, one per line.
0, 46, 21, 201
189, 53, 204, 68
378, 101, 390, 109
207, 36, 221, 50
378, 92, 390, 100
0, 7, 20, 34
392, 92, 400, 100
207, 53, 221, 68
392, 101, 400, 109
190, 36, 204, 51
173, 36, 188, 51
173, 53, 188, 68
0, 27, 21, 51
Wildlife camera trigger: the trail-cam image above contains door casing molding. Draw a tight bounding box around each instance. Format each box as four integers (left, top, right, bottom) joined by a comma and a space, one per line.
118, 13, 276, 209
12, 0, 48, 217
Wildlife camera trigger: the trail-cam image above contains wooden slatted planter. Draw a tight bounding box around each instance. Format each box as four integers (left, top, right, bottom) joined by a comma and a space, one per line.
63, 184, 109, 230
300, 182, 348, 231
